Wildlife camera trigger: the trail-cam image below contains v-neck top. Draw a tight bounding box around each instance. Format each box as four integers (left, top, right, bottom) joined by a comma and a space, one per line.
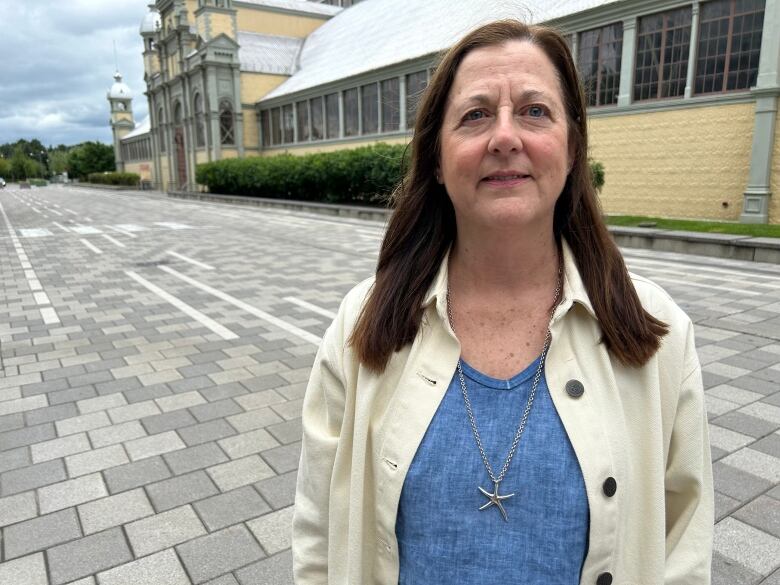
395, 356, 589, 584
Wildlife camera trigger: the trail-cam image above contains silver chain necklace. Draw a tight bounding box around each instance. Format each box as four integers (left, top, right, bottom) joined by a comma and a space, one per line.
446, 262, 562, 522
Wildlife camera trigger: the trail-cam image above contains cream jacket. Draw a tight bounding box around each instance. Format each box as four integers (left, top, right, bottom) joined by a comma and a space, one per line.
293, 242, 713, 585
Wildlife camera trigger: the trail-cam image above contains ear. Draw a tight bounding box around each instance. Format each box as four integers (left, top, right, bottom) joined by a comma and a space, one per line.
435, 167, 443, 184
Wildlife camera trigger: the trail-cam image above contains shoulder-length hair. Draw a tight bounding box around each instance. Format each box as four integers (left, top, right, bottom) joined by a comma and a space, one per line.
350, 19, 667, 372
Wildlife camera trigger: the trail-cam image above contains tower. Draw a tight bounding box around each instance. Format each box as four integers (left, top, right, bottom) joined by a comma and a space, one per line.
195, 0, 237, 43
107, 71, 135, 172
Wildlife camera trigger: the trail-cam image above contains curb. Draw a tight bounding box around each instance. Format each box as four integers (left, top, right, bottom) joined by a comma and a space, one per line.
168, 191, 780, 265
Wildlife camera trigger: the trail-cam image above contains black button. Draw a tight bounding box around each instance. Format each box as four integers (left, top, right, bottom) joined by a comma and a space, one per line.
596, 573, 613, 585
565, 379, 584, 398
603, 477, 617, 497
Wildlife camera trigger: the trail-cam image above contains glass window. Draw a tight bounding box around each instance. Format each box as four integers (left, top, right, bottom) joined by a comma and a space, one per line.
311, 97, 324, 140
282, 104, 294, 143
381, 77, 400, 132
361, 83, 378, 134
296, 100, 309, 142
578, 23, 623, 107
271, 107, 281, 145
193, 94, 205, 147
634, 7, 692, 101
695, 0, 765, 94
405, 71, 428, 129
325, 93, 339, 139
219, 100, 235, 145
344, 88, 359, 137
261, 110, 270, 147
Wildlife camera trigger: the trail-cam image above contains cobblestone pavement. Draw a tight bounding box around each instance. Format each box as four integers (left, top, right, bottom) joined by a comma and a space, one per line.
0, 185, 778, 584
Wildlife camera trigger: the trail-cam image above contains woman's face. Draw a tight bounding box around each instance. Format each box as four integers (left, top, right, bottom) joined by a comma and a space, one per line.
438, 40, 572, 235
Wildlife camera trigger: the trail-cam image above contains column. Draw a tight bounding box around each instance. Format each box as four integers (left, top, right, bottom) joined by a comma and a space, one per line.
617, 17, 637, 107
684, 2, 700, 99
399, 74, 407, 131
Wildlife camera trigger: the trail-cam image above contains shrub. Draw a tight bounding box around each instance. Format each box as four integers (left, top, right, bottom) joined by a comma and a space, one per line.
87, 172, 140, 186
589, 159, 605, 193
29, 178, 48, 187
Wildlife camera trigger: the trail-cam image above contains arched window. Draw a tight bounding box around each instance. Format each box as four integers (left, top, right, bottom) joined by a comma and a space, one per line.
219, 99, 235, 145
158, 107, 166, 152
194, 93, 205, 147
173, 102, 183, 126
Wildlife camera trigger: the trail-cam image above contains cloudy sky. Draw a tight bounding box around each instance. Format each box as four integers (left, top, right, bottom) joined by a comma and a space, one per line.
0, 0, 151, 147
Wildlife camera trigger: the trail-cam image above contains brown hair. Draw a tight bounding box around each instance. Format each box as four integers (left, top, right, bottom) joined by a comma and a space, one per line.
350, 19, 667, 372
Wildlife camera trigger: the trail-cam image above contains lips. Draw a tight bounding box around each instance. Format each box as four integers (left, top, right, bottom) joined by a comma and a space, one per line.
484, 174, 529, 181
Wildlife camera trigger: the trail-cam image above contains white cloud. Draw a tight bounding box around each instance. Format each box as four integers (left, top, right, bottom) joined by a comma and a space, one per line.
0, 0, 150, 146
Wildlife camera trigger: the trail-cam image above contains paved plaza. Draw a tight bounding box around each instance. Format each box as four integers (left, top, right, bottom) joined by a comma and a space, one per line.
0, 185, 778, 584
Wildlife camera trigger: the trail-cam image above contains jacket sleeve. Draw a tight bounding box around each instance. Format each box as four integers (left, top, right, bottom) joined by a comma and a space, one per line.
664, 320, 714, 584
292, 315, 348, 585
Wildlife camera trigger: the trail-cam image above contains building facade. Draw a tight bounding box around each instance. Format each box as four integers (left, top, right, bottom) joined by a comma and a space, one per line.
111, 0, 780, 223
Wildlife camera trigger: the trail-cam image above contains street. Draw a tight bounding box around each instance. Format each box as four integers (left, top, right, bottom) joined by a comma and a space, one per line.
0, 185, 778, 584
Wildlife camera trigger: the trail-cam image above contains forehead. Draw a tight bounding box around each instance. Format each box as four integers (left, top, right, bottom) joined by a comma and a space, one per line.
449, 40, 564, 103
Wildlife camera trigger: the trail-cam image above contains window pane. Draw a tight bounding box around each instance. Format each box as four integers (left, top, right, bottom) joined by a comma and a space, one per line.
296, 101, 309, 142
271, 107, 281, 145
361, 83, 378, 134
261, 109, 271, 147
635, 7, 691, 100
344, 88, 359, 137
406, 71, 428, 129
325, 93, 339, 139
579, 23, 622, 106
381, 77, 400, 132
311, 97, 323, 141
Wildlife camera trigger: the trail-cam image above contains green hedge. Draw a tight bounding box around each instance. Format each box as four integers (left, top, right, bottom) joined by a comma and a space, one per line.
195, 142, 606, 204
28, 178, 48, 187
87, 172, 140, 186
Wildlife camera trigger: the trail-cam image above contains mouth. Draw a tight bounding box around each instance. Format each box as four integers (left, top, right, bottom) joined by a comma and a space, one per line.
481, 173, 532, 185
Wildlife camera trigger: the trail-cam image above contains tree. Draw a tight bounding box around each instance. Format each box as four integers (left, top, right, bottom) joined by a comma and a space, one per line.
0, 157, 10, 178
9, 147, 43, 180
49, 150, 69, 175
67, 142, 115, 180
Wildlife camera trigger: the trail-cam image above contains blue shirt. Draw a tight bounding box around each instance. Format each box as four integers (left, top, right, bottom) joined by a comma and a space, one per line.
395, 356, 589, 584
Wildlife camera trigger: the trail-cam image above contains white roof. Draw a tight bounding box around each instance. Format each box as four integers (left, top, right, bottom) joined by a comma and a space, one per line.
237, 0, 341, 16
108, 71, 133, 100
140, 4, 161, 34
122, 117, 151, 141
262, 0, 621, 100
238, 31, 304, 74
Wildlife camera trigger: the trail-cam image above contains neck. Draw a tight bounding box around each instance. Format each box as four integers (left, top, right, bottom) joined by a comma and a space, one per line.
448, 223, 560, 297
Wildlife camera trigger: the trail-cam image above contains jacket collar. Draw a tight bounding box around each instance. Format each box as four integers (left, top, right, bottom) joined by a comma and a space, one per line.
422, 238, 597, 322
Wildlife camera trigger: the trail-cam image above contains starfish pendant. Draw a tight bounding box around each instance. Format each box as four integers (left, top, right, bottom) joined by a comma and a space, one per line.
478, 480, 515, 522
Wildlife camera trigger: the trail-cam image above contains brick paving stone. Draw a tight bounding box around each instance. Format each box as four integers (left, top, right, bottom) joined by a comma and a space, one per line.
4, 507, 82, 559
179, 418, 237, 446
0, 490, 37, 527
247, 505, 294, 555
713, 462, 773, 503
207, 455, 276, 492
218, 428, 280, 460
125, 504, 207, 557
124, 430, 186, 461
108, 400, 161, 424
714, 411, 780, 438
122, 383, 173, 403
0, 395, 48, 417
189, 398, 243, 422
97, 549, 191, 585
720, 448, 780, 483
255, 470, 297, 510
733, 495, 780, 538
163, 442, 229, 475
140, 408, 197, 435
194, 485, 271, 532
177, 524, 265, 583
103, 456, 172, 494
235, 550, 293, 585
89, 420, 147, 448
226, 408, 284, 433
0, 447, 30, 474
261, 441, 301, 474
266, 418, 302, 445
234, 389, 286, 412
0, 412, 25, 433
47, 527, 132, 585
168, 375, 215, 394
731, 375, 780, 396
708, 384, 765, 406
25, 402, 78, 426
205, 575, 240, 585
1, 458, 66, 496
715, 491, 742, 522
95, 378, 142, 396
712, 552, 763, 585
0, 552, 48, 585
0, 422, 56, 450
200, 383, 248, 402
78, 487, 154, 534
31, 432, 91, 463
77, 393, 127, 415
751, 433, 780, 458
714, 517, 780, 576
146, 469, 219, 512
49, 385, 98, 406
742, 401, 780, 425
38, 473, 108, 514
65, 444, 129, 477
155, 390, 206, 412
56, 411, 111, 436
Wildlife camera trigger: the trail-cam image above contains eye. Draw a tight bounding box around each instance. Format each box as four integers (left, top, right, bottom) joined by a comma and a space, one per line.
463, 109, 487, 122
525, 105, 548, 118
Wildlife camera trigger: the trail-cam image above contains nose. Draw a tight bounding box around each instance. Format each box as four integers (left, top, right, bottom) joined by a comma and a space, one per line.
487, 108, 523, 155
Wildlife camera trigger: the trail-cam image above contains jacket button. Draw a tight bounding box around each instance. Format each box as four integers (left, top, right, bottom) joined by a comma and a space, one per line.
603, 477, 617, 497
596, 573, 613, 585
565, 379, 584, 398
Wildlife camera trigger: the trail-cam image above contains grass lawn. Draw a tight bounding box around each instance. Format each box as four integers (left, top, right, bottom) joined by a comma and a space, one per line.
605, 215, 780, 239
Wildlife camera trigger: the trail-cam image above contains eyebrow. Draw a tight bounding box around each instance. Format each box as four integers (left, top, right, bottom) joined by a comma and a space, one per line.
459, 89, 557, 107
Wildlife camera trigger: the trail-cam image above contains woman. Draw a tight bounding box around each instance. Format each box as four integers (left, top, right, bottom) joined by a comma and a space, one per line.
293, 20, 713, 585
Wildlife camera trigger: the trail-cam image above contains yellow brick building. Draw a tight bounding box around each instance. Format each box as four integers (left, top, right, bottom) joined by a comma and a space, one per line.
110, 0, 780, 223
